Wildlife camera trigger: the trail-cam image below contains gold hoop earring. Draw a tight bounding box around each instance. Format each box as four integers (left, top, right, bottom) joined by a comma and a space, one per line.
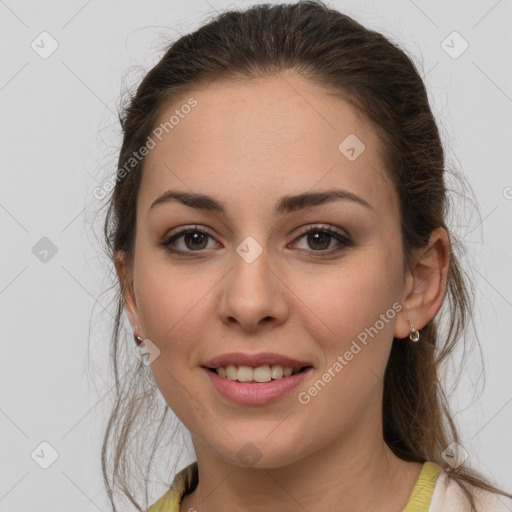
409, 324, 420, 342
132, 324, 144, 345
132, 328, 157, 387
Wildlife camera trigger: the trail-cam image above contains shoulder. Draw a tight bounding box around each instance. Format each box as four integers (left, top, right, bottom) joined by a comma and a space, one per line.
146, 462, 198, 512
429, 469, 512, 512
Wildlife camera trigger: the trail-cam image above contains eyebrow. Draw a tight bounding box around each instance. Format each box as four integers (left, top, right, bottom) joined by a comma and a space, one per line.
149, 188, 375, 216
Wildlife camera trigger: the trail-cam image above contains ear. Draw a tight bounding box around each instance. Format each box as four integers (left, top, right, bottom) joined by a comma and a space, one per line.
394, 227, 451, 339
114, 250, 141, 335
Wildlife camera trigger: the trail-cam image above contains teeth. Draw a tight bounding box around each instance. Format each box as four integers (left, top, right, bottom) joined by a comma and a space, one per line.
216, 364, 301, 382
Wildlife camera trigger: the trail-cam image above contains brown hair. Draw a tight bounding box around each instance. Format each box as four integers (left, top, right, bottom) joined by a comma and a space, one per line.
98, 1, 511, 510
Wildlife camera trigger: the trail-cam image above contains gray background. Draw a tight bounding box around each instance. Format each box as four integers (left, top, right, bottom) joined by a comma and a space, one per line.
0, 0, 511, 510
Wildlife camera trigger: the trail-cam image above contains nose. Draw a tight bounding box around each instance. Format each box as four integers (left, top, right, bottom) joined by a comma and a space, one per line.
217, 248, 289, 332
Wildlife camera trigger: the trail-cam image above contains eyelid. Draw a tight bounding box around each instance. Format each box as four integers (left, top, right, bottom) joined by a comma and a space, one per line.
289, 224, 353, 254
157, 224, 219, 254
160, 223, 353, 256
293, 223, 351, 240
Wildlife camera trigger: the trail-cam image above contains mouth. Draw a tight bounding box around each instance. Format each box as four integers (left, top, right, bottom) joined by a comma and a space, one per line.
203, 364, 314, 383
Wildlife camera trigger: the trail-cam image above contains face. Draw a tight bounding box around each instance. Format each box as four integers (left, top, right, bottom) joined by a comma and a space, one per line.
119, 71, 409, 468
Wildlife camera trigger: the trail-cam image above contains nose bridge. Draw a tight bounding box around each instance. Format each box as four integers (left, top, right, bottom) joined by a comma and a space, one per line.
218, 236, 287, 329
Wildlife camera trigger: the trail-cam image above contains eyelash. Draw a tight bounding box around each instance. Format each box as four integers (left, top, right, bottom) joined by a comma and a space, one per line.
159, 224, 353, 258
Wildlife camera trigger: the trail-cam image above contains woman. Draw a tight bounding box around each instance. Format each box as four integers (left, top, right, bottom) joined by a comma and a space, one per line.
100, 1, 512, 511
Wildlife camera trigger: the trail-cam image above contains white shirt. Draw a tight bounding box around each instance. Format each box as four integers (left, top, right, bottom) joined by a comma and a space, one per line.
429, 470, 512, 512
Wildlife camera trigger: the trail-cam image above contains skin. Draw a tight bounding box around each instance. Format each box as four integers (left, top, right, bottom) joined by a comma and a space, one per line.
115, 70, 450, 512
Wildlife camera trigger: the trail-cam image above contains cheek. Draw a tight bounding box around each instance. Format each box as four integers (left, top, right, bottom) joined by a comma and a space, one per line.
290, 253, 403, 418
134, 265, 208, 417
295, 254, 402, 349
133, 262, 211, 361
294, 262, 401, 433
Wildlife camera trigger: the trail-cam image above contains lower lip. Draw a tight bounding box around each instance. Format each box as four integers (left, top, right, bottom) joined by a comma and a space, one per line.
202, 367, 313, 405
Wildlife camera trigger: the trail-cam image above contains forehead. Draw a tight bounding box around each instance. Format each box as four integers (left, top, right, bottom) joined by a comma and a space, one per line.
139, 71, 397, 218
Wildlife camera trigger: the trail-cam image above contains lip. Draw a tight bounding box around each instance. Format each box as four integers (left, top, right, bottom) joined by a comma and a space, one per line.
203, 366, 313, 405
202, 352, 313, 370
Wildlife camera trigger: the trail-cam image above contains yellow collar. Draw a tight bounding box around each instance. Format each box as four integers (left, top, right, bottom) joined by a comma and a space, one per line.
147, 460, 441, 512
403, 462, 441, 511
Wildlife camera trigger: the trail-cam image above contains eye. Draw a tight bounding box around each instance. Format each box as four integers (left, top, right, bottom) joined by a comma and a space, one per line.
160, 226, 219, 254
290, 225, 353, 255
159, 224, 353, 257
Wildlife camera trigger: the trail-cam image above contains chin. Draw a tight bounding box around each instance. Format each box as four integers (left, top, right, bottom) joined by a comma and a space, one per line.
212, 434, 306, 469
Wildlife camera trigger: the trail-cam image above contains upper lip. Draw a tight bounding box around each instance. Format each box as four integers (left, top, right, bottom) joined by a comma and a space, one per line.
202, 352, 313, 369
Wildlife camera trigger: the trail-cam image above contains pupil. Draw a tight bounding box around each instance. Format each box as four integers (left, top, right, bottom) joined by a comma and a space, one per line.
184, 231, 331, 251
308, 232, 330, 250
186, 232, 207, 250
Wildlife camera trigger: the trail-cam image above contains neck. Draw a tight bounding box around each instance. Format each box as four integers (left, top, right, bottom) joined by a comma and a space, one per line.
180, 421, 423, 512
